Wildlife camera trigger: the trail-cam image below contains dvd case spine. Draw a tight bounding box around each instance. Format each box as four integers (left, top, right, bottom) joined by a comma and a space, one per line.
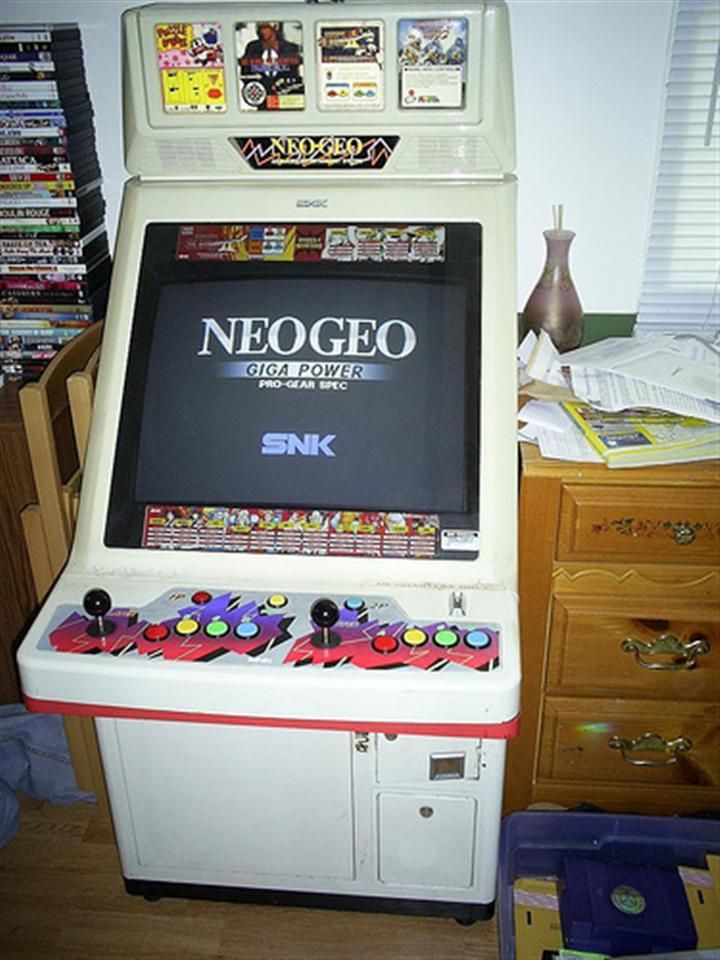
0, 22, 110, 381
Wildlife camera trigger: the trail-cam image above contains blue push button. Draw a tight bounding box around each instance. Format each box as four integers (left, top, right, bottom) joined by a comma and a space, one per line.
465, 628, 492, 649
345, 597, 364, 611
235, 621, 260, 640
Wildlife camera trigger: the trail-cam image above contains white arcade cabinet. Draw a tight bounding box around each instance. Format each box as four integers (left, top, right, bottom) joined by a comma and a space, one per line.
18, 0, 520, 922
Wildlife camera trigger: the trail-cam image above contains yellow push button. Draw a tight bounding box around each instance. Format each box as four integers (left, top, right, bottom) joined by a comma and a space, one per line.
175, 618, 200, 636
402, 627, 427, 647
267, 594, 288, 608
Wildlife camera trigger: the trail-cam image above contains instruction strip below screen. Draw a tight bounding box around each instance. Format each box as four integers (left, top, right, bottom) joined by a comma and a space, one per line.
143, 506, 440, 558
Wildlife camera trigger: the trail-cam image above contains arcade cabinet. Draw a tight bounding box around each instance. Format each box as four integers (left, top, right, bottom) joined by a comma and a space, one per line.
18, 1, 520, 922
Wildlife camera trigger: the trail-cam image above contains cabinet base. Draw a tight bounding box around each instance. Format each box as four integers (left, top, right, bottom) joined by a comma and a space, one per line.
124, 877, 494, 924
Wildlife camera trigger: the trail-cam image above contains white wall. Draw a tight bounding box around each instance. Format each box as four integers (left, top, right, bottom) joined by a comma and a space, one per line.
510, 0, 672, 313
1, 0, 674, 313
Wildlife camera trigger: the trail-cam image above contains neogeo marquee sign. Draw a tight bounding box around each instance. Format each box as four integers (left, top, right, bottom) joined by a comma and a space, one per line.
234, 134, 400, 169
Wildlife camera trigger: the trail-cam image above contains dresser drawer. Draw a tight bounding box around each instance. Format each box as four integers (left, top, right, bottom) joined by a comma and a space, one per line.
546, 596, 720, 700
538, 697, 720, 789
557, 484, 720, 565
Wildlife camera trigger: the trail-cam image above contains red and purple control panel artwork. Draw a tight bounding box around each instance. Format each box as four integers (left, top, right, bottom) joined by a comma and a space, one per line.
45, 588, 501, 673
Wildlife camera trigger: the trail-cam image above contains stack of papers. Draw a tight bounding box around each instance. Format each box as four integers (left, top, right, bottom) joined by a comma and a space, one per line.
518, 331, 720, 467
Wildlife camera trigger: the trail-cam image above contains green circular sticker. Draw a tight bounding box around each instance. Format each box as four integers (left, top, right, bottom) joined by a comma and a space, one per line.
610, 884, 646, 915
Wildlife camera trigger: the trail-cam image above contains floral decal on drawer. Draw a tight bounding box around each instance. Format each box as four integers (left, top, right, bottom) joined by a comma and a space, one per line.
592, 518, 720, 546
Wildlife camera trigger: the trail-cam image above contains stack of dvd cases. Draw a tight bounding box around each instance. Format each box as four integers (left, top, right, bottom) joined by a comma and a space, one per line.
0, 22, 111, 381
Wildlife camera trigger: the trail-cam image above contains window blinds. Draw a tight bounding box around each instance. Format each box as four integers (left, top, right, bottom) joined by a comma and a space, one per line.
636, 0, 720, 337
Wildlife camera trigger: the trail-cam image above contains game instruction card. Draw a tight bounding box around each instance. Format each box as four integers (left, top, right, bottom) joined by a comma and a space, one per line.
154, 22, 226, 112
398, 18, 468, 109
236, 20, 305, 111
316, 22, 384, 110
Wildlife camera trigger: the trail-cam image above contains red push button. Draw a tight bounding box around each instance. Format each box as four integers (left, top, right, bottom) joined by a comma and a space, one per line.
372, 634, 399, 654
144, 624, 169, 642
191, 591, 212, 605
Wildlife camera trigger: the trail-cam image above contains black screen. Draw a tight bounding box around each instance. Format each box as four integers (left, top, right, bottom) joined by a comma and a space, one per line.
106, 223, 481, 548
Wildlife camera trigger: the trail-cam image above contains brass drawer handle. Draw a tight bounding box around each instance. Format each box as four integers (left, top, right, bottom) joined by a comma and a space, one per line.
608, 732, 692, 767
621, 633, 710, 670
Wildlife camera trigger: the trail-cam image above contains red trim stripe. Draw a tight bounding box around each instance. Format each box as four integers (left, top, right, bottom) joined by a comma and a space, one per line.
24, 696, 519, 739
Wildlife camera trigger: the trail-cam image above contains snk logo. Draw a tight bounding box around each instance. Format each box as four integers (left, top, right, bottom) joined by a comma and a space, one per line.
261, 432, 336, 458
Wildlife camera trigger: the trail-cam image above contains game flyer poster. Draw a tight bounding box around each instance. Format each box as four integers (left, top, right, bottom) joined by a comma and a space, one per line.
398, 18, 468, 109
175, 224, 446, 264
154, 22, 226, 113
317, 22, 384, 110
236, 21, 305, 111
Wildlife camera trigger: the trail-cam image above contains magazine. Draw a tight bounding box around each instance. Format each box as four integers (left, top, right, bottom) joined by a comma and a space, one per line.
561, 401, 720, 468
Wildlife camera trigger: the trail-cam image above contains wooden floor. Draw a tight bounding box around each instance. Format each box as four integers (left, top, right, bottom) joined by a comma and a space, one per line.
1, 798, 500, 960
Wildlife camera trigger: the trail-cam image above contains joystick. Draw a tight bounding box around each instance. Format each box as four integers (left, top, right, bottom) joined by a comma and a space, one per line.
83, 588, 116, 638
310, 597, 341, 648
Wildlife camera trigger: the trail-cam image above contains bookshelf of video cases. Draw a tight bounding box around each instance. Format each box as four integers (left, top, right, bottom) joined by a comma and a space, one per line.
0, 23, 111, 386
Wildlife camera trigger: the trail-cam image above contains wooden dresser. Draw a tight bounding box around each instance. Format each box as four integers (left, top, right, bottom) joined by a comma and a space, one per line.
504, 444, 720, 816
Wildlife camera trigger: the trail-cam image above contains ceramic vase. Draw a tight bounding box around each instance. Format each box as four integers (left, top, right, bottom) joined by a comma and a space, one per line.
521, 229, 583, 352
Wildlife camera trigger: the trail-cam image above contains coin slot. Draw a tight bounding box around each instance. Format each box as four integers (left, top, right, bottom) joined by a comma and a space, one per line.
429, 753, 465, 781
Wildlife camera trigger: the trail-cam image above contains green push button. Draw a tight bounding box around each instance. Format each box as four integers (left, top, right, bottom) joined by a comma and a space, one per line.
204, 619, 230, 639
433, 629, 459, 649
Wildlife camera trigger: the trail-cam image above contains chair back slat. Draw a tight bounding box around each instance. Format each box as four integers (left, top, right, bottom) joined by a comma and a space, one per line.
19, 321, 104, 587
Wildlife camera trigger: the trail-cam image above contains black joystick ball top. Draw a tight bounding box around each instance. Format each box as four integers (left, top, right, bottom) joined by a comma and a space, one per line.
83, 588, 112, 618
311, 598, 340, 629
310, 598, 341, 648
83, 588, 115, 637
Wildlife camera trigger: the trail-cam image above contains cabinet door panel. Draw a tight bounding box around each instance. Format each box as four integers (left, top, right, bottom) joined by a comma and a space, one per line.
547, 596, 720, 699
557, 485, 720, 565
112, 721, 357, 880
538, 697, 720, 789
377, 792, 476, 888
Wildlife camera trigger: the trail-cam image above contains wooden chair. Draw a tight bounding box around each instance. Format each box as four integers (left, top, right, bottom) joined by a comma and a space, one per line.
67, 344, 100, 469
19, 321, 109, 815
19, 321, 103, 580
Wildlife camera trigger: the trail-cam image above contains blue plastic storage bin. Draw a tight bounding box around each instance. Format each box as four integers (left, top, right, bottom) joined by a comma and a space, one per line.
497, 811, 720, 960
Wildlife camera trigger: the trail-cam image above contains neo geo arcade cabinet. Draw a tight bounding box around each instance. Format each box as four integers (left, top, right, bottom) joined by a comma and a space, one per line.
18, 0, 520, 922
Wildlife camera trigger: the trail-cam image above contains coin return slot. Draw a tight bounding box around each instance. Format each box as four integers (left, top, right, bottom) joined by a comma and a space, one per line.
429, 753, 465, 781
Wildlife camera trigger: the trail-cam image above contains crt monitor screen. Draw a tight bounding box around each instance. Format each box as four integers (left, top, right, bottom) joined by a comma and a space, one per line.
106, 222, 481, 558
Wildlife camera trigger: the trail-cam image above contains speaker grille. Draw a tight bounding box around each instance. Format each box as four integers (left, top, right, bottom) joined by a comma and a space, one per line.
155, 138, 237, 175
394, 136, 500, 176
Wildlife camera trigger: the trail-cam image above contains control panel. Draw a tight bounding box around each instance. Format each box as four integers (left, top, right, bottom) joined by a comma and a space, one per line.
45, 587, 501, 673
